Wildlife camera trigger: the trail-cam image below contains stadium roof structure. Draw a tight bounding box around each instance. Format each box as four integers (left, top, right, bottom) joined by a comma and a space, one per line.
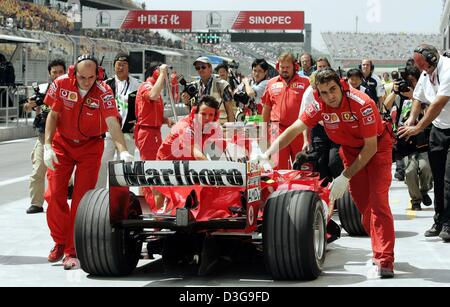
58, 0, 140, 10
0, 34, 43, 44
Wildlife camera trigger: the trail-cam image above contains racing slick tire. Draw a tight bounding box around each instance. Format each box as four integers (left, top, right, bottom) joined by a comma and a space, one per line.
75, 188, 142, 276
336, 189, 367, 236
263, 190, 326, 280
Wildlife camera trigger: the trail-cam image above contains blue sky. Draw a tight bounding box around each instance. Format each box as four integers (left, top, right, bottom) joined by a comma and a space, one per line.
141, 0, 443, 50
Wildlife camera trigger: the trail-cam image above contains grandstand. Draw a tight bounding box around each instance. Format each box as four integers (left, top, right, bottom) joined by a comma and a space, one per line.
322, 32, 442, 69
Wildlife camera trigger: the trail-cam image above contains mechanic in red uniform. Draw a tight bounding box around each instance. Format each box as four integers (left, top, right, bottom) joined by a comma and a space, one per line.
135, 64, 174, 160
157, 95, 222, 161
135, 64, 174, 209
43, 55, 134, 270
260, 68, 395, 278
261, 52, 309, 169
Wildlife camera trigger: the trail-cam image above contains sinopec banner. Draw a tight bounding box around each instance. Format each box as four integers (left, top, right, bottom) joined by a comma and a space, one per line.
82, 10, 304, 31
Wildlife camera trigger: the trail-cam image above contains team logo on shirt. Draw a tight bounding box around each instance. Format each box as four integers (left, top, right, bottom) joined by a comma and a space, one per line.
342, 112, 356, 122
322, 113, 340, 123
103, 100, 115, 110
85, 98, 100, 109
60, 90, 68, 98
305, 102, 320, 118
360, 106, 374, 117
69, 92, 78, 102
363, 115, 375, 126
48, 83, 57, 98
291, 83, 305, 90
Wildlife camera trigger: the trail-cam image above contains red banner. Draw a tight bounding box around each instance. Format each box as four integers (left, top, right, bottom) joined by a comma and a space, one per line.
232, 11, 304, 30
121, 11, 192, 29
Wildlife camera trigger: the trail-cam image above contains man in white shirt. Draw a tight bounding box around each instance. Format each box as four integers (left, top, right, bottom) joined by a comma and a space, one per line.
398, 44, 450, 241
96, 52, 141, 188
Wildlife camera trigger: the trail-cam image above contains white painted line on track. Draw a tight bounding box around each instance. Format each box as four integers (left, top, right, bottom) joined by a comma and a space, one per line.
0, 176, 29, 187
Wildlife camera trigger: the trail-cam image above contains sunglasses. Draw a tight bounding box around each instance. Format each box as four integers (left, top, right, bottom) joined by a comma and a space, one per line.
195, 65, 208, 71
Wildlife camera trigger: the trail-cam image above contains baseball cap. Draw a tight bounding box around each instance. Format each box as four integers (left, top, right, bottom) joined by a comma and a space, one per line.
193, 56, 212, 66
114, 52, 129, 65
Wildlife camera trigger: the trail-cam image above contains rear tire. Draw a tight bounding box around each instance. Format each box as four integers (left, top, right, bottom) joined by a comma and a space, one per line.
75, 189, 142, 276
336, 190, 367, 236
263, 190, 326, 280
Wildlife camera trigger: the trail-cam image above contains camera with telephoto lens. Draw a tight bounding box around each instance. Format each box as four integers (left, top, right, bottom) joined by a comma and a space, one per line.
178, 76, 198, 98
233, 90, 250, 106
394, 68, 412, 94
29, 82, 46, 107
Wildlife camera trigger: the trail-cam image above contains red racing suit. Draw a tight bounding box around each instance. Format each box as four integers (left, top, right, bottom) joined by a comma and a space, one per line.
262, 74, 309, 169
135, 77, 165, 208
156, 115, 238, 217
44, 75, 119, 257
300, 85, 395, 267
135, 76, 164, 160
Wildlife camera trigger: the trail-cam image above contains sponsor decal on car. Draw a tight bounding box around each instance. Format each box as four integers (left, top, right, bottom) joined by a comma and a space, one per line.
113, 160, 246, 187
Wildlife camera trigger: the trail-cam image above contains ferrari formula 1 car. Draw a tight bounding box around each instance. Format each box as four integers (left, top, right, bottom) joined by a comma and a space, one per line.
74, 129, 363, 280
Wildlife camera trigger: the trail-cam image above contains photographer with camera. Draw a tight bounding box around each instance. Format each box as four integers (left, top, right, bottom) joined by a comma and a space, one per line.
398, 44, 450, 241
233, 58, 269, 121
22, 59, 66, 214
96, 52, 141, 188
385, 65, 433, 211
181, 57, 235, 123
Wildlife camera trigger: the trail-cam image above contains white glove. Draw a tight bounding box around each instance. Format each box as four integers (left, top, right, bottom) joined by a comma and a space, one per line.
255, 153, 273, 172
44, 144, 59, 171
119, 151, 134, 162
329, 173, 350, 202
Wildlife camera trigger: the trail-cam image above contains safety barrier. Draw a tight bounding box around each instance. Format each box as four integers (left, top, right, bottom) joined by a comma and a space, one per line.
0, 85, 34, 127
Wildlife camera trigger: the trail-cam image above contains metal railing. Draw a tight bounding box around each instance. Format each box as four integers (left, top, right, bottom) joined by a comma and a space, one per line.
0, 85, 34, 127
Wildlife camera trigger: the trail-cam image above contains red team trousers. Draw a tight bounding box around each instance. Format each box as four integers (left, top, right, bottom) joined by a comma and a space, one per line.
45, 132, 104, 256
339, 131, 395, 267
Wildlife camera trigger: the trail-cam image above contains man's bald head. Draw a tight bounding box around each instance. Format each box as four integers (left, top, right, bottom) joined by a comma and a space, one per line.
75, 59, 98, 91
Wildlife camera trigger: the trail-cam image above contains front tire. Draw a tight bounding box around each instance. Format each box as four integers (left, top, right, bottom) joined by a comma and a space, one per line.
263, 190, 326, 280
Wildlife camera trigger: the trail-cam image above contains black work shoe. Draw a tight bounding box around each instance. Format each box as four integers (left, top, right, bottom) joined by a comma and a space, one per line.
411, 202, 422, 211
67, 185, 74, 200
26, 205, 43, 214
439, 225, 450, 241
424, 223, 443, 237
422, 193, 432, 207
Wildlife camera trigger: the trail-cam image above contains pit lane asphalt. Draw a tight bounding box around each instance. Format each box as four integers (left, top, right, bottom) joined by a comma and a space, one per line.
1, 137, 450, 287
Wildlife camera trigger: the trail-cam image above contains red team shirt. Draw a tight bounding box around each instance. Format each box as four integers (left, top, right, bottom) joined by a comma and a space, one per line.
135, 77, 164, 127
262, 74, 310, 127
300, 87, 383, 148
44, 76, 118, 141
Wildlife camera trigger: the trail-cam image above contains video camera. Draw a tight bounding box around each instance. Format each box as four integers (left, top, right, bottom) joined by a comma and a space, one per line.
178, 75, 198, 99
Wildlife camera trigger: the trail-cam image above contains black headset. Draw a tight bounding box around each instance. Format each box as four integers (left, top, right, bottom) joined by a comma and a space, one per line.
359, 60, 374, 72
69, 54, 105, 80
414, 46, 439, 67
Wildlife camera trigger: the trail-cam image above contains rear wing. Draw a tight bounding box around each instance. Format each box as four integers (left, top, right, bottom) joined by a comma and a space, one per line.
109, 160, 257, 188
